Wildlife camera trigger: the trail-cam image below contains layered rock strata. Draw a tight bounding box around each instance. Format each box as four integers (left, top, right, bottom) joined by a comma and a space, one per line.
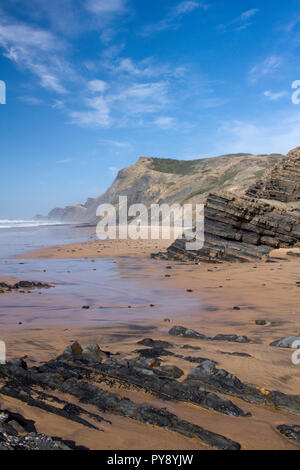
158, 148, 300, 263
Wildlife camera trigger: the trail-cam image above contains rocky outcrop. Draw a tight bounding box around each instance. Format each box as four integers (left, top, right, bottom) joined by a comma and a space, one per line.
0, 281, 52, 293
2, 342, 300, 450
270, 336, 300, 349
277, 424, 300, 442
168, 326, 250, 343
0, 408, 84, 450
44, 153, 284, 223
0, 350, 242, 450
185, 359, 300, 415
160, 190, 300, 263
246, 147, 300, 202
158, 148, 300, 263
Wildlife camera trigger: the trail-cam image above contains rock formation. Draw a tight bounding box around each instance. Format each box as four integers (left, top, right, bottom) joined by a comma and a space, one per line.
246, 147, 300, 202
159, 147, 300, 263
0, 408, 84, 450
42, 153, 284, 223
0, 349, 243, 450
2, 341, 300, 449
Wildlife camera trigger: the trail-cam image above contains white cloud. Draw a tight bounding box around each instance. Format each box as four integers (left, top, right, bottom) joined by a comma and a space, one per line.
213, 112, 300, 155
110, 81, 169, 116
106, 56, 186, 79
20, 96, 43, 105
0, 22, 55, 50
0, 18, 68, 93
154, 116, 176, 129
51, 99, 65, 109
249, 55, 282, 82
85, 0, 126, 15
241, 9, 259, 20
88, 79, 108, 93
173, 1, 201, 16
57, 158, 72, 163
141, 1, 208, 35
68, 79, 170, 128
264, 90, 286, 101
6, 0, 82, 35
219, 8, 259, 32
123, 82, 167, 100
29, 63, 67, 93
102, 139, 132, 148
69, 95, 111, 127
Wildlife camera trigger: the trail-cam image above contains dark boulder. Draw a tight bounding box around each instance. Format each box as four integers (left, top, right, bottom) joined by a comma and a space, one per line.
270, 336, 300, 349
277, 424, 300, 442
168, 326, 206, 340
137, 338, 173, 349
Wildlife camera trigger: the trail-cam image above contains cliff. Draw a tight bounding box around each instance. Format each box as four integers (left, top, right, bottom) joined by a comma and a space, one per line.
246, 147, 300, 202
44, 153, 284, 223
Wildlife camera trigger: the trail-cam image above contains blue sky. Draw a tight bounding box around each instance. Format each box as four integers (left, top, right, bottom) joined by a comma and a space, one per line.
1, 0, 300, 218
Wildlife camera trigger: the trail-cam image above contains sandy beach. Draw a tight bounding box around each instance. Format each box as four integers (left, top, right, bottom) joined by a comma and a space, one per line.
0, 232, 299, 450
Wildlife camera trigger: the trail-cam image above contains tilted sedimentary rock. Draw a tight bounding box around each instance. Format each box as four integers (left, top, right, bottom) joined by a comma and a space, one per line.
154, 147, 300, 263
0, 408, 85, 450
246, 147, 300, 202
0, 353, 242, 450
277, 424, 300, 442
159, 191, 300, 262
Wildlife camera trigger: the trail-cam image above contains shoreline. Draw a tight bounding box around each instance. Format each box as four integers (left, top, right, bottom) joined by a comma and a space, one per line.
14, 227, 176, 260
1, 235, 300, 450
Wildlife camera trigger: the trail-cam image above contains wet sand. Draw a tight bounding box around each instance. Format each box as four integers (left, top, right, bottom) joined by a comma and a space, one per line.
16, 232, 174, 259
1, 237, 300, 450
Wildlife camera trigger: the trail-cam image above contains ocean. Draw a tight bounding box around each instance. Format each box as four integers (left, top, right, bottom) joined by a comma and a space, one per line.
0, 222, 95, 258
0, 219, 61, 229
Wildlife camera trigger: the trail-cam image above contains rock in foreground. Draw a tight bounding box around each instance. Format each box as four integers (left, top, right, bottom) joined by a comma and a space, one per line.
270, 336, 300, 349
0, 350, 241, 450
169, 326, 250, 343
0, 409, 81, 450
277, 424, 300, 442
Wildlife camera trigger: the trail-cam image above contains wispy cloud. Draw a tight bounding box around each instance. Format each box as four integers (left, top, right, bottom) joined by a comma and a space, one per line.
173, 1, 206, 16
3, 0, 129, 37
283, 16, 300, 33
68, 78, 171, 128
0, 16, 69, 93
240, 9, 259, 20
101, 139, 132, 148
213, 111, 300, 155
57, 158, 72, 164
104, 56, 186, 79
0, 3, 226, 134
264, 90, 287, 101
249, 55, 282, 83
219, 8, 259, 32
20, 95, 43, 105
88, 79, 108, 93
85, 0, 127, 15
141, 1, 208, 36
69, 95, 111, 127
154, 116, 177, 129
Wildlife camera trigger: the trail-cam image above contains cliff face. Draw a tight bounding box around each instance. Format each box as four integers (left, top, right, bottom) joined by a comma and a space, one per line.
47, 205, 87, 222
162, 147, 300, 263
246, 147, 300, 202
45, 153, 284, 223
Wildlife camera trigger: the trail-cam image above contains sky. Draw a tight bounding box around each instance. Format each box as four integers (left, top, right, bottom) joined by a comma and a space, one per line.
1, 0, 300, 218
